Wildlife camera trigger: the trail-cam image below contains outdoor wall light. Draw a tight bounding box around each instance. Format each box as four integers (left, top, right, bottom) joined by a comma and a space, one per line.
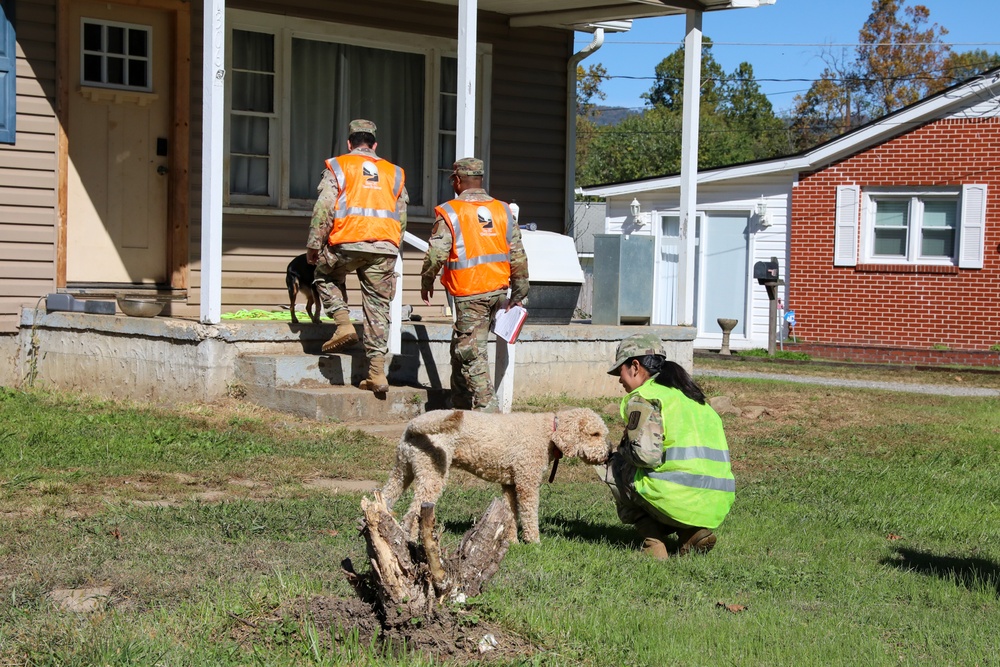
756, 196, 771, 228
630, 198, 643, 227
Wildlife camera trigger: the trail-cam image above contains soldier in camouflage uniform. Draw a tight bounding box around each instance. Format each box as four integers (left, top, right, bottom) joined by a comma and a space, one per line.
306, 119, 408, 393
420, 157, 529, 412
596, 333, 735, 559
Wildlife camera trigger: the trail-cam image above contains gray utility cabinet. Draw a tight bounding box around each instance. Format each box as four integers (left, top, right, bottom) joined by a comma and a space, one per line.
592, 234, 654, 325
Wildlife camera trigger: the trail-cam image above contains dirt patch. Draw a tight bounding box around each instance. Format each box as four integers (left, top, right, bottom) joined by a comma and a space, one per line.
234, 595, 535, 664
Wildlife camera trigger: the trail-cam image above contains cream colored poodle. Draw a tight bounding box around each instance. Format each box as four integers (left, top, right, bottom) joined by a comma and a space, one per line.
381, 408, 612, 543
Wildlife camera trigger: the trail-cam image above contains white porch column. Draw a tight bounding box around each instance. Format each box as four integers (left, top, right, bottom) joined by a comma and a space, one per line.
200, 0, 226, 324
676, 9, 702, 327
456, 0, 477, 158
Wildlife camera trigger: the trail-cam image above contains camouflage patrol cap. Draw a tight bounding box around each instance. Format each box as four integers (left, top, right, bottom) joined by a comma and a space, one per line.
348, 119, 377, 136
607, 333, 666, 375
452, 157, 484, 177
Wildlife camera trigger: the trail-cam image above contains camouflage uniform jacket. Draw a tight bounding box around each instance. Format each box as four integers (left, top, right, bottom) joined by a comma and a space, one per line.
420, 188, 529, 302
306, 146, 408, 256
618, 390, 666, 469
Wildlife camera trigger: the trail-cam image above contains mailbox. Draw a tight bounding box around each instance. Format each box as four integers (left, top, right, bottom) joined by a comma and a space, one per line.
753, 259, 779, 284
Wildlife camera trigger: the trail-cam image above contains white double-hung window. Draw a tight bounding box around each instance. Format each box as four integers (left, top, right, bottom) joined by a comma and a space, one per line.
834, 185, 987, 269
868, 192, 958, 262
225, 11, 489, 216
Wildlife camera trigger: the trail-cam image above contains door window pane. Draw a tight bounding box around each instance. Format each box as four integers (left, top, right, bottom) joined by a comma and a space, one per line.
80, 20, 152, 91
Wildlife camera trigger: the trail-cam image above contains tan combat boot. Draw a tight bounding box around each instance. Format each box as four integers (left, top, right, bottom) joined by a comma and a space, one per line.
677, 527, 717, 555
635, 517, 670, 561
359, 355, 389, 393
321, 310, 358, 353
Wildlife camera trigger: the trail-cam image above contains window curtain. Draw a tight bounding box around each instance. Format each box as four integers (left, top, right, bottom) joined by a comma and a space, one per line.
290, 39, 425, 203
230, 30, 274, 196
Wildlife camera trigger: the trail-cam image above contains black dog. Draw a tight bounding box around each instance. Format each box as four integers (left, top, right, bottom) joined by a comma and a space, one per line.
286, 254, 321, 324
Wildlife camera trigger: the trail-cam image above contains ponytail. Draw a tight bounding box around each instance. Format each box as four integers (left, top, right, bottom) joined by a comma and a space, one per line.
633, 355, 707, 405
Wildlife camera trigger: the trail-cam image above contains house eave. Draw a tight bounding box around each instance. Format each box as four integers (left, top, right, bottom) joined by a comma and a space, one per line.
582, 67, 1000, 197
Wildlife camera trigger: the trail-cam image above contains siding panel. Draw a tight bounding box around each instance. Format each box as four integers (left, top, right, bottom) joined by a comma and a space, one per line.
0, 0, 58, 331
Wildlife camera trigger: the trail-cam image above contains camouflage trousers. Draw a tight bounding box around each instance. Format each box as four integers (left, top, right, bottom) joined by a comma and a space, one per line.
450, 294, 505, 412
595, 452, 689, 529
314, 246, 397, 359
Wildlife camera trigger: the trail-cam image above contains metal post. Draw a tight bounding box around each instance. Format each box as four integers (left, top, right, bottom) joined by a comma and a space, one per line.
766, 283, 777, 356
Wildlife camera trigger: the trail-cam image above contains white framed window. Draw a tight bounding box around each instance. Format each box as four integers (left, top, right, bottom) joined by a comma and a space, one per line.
225, 11, 490, 215
81, 19, 152, 91
861, 189, 960, 265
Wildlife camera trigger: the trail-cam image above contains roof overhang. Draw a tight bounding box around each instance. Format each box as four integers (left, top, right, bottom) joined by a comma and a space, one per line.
424, 0, 776, 31
582, 67, 1000, 197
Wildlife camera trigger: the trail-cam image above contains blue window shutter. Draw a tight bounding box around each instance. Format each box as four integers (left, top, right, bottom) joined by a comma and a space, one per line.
0, 0, 14, 144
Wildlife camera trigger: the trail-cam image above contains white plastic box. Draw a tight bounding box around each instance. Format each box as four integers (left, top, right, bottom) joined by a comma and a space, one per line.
520, 230, 585, 325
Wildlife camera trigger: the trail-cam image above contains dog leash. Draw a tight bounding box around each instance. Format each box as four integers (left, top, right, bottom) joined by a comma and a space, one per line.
548, 414, 561, 483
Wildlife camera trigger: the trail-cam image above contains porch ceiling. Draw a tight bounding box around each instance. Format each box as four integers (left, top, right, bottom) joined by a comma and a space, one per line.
426, 0, 775, 30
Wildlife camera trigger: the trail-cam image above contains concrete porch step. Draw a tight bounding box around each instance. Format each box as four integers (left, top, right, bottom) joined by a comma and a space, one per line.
234, 352, 448, 424
258, 384, 449, 424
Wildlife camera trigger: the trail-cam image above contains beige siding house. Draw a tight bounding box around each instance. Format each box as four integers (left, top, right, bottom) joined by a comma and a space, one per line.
0, 0, 775, 333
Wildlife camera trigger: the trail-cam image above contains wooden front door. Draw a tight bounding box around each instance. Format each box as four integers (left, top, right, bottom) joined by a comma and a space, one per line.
66, 0, 172, 285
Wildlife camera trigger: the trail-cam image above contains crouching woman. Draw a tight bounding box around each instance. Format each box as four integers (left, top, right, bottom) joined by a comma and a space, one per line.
599, 333, 735, 560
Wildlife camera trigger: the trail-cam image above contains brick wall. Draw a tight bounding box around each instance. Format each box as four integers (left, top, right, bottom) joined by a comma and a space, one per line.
790, 117, 1000, 361
783, 342, 1000, 367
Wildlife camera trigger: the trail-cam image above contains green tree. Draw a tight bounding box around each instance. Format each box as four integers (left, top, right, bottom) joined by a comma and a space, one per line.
935, 49, 1000, 88
719, 62, 791, 162
576, 63, 608, 116
643, 37, 726, 112
577, 40, 790, 186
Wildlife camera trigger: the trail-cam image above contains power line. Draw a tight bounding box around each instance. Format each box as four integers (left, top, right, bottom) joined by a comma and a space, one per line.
575, 40, 1000, 48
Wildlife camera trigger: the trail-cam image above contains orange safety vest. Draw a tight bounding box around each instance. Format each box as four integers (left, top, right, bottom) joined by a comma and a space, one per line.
325, 154, 405, 247
434, 198, 514, 297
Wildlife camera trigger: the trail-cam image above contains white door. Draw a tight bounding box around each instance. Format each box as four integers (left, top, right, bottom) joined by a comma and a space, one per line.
697, 213, 750, 337
654, 214, 680, 325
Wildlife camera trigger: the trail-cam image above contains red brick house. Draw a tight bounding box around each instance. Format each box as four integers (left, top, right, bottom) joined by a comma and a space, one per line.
790, 73, 999, 365
584, 67, 1000, 365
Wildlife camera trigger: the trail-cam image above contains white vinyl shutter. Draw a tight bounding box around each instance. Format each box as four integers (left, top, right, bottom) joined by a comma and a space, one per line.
958, 184, 987, 269
833, 185, 860, 267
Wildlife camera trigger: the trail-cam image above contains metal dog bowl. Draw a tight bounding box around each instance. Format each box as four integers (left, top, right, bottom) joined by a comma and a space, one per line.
116, 297, 165, 318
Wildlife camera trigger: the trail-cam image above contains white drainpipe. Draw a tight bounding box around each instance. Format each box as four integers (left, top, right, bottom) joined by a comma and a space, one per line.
565, 27, 604, 234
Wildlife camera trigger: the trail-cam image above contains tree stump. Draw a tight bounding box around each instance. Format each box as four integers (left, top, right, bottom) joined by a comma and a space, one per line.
358, 492, 514, 625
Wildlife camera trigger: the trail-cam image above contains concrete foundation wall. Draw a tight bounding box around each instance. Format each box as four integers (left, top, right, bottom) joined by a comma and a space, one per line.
6, 310, 696, 403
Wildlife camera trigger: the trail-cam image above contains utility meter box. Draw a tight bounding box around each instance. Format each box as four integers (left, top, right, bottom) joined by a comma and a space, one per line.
592, 234, 654, 325
520, 229, 585, 325
754, 259, 779, 284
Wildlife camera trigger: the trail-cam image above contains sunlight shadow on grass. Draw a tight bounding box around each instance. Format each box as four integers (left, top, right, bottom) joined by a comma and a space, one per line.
882, 547, 1000, 597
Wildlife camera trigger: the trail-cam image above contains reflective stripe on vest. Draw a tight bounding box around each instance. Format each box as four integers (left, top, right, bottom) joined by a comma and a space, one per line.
435, 199, 513, 297
623, 379, 735, 529
325, 155, 404, 247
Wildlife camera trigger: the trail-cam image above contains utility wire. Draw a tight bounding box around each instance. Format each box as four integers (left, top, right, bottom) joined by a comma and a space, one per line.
575, 40, 1000, 48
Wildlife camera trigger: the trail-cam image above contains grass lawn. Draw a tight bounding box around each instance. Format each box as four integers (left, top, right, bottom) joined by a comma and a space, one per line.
1, 377, 999, 666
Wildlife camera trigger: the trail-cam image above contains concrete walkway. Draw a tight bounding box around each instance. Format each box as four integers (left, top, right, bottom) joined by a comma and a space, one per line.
694, 368, 1000, 398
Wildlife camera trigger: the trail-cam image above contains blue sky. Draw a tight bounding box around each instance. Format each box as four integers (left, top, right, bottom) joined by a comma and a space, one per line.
579, 0, 1000, 115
